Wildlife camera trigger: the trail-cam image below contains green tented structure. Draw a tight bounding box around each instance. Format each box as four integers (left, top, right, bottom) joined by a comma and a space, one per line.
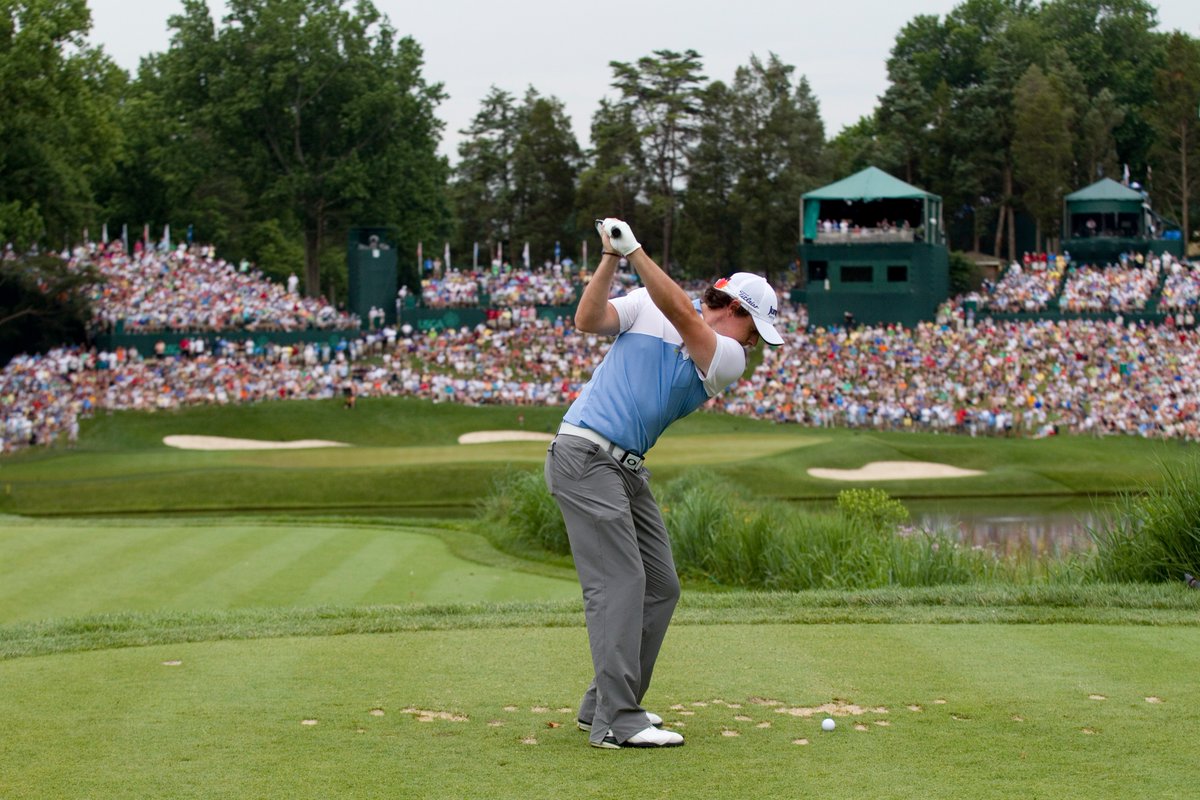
798, 167, 948, 328
1062, 178, 1183, 261
801, 166, 943, 245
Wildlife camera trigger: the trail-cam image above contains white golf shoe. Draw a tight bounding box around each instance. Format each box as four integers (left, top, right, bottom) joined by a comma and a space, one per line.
591, 725, 684, 749
577, 711, 662, 732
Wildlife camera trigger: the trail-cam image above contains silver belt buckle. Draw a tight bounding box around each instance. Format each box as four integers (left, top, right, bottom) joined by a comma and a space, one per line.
619, 450, 644, 471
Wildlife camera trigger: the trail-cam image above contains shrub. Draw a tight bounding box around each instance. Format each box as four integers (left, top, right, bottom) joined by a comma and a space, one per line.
1089, 456, 1200, 583
481, 468, 1048, 589
835, 488, 910, 534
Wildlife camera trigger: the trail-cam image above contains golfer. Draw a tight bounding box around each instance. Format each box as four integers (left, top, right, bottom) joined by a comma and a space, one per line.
545, 217, 784, 749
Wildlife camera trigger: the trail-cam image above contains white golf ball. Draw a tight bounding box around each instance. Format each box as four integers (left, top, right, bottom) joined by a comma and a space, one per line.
821, 718, 836, 731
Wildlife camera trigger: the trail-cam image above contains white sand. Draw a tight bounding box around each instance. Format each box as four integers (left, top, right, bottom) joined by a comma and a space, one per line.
163, 435, 349, 451
457, 430, 554, 444
808, 461, 984, 481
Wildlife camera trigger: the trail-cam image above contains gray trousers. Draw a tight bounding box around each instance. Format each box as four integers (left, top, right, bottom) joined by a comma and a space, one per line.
544, 434, 681, 745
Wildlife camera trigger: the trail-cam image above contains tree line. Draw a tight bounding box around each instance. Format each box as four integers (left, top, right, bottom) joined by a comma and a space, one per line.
1, 0, 1197, 302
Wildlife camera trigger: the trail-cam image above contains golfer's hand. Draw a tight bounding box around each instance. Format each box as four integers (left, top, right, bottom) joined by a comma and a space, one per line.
597, 217, 642, 256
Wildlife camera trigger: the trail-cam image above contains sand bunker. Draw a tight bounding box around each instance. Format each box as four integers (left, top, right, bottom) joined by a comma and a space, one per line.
808, 461, 984, 481
457, 430, 554, 444
163, 435, 349, 451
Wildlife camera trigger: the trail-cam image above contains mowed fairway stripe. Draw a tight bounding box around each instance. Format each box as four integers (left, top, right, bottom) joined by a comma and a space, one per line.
292, 529, 406, 607
352, 529, 577, 605
3, 524, 291, 622
0, 524, 179, 619
0, 520, 578, 623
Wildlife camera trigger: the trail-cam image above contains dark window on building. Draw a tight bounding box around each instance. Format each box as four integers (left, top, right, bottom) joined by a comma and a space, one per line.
808, 260, 828, 282
841, 265, 873, 283
887, 265, 908, 283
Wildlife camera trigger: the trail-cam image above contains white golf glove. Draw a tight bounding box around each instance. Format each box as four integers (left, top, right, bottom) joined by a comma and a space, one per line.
597, 217, 642, 256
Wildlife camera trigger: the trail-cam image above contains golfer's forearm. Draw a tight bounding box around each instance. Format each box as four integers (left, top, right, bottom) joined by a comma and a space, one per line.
628, 249, 693, 323
575, 253, 619, 331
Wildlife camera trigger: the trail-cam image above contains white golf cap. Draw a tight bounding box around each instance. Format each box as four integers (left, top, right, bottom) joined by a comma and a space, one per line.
713, 273, 784, 346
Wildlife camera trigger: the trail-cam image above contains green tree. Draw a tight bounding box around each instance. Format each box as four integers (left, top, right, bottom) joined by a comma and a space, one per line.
1037, 0, 1162, 172
150, 0, 449, 298
511, 88, 582, 265
826, 115, 890, 180
0, 254, 95, 363
609, 49, 706, 268
675, 80, 738, 276
1147, 31, 1200, 244
1077, 88, 1125, 185
106, 15, 253, 262
575, 98, 646, 244
877, 59, 933, 184
1012, 64, 1074, 248
452, 87, 518, 261
0, 0, 123, 245
727, 56, 825, 282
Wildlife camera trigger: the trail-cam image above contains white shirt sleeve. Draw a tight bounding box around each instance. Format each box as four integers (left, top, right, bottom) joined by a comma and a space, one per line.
609, 287, 650, 333
699, 334, 747, 396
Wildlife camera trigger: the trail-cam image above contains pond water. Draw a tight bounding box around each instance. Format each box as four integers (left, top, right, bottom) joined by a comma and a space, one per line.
902, 496, 1113, 555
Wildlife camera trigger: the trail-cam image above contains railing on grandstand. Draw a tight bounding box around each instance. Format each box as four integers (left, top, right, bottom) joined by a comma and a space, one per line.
814, 228, 917, 244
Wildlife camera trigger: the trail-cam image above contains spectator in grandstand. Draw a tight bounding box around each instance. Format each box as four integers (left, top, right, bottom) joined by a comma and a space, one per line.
78, 242, 358, 332
1059, 255, 1160, 312
982, 254, 1063, 311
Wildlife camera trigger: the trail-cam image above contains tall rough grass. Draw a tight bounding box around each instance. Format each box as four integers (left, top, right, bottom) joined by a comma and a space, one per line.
481, 468, 1036, 589
658, 474, 1005, 590
1089, 456, 1200, 583
479, 469, 569, 556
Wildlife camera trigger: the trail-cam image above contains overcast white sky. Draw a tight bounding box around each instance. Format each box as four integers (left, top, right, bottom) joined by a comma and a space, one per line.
86, 0, 1200, 161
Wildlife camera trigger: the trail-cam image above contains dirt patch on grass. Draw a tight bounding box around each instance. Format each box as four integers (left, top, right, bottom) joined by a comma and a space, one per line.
775, 702, 887, 718
808, 461, 984, 481
401, 707, 468, 722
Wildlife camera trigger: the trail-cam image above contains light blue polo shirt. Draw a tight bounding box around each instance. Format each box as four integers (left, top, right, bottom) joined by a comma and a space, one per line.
563, 288, 746, 455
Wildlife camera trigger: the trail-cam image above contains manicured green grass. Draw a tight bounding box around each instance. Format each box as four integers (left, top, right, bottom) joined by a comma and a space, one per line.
3, 398, 1198, 797
1, 623, 1197, 799
0, 517, 578, 624
1, 397, 1195, 515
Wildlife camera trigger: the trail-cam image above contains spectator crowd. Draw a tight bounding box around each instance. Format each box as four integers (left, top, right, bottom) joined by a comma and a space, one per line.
75, 242, 359, 332
6, 244, 1200, 455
